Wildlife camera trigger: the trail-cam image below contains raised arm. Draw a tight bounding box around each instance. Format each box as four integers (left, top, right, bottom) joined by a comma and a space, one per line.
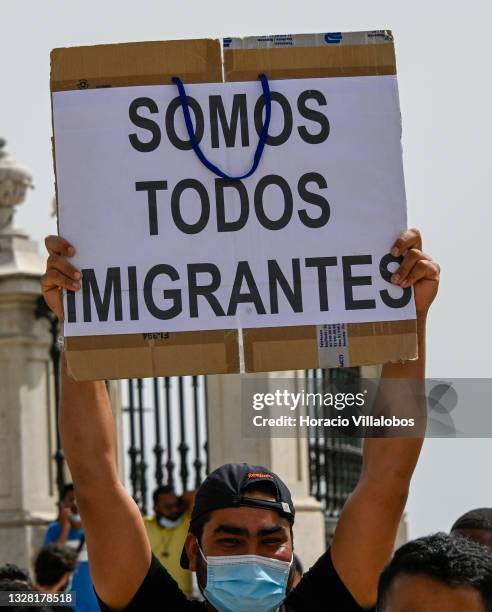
55, 506, 73, 545
331, 228, 440, 609
42, 236, 151, 610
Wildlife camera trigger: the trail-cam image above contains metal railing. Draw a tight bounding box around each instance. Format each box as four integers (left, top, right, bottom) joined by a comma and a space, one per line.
36, 295, 66, 499
122, 376, 209, 515
305, 368, 363, 543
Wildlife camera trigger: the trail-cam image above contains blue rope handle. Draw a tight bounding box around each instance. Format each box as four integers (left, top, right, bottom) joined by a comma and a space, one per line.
171, 74, 272, 180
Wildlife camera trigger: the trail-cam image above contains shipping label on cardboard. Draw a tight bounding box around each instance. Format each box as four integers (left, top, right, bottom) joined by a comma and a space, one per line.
53, 74, 415, 338
317, 323, 349, 368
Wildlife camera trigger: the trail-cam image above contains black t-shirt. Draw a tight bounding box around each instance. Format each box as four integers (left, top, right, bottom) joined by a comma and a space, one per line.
97, 548, 366, 612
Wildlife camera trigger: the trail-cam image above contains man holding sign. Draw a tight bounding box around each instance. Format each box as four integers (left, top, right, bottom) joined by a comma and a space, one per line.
41, 227, 439, 611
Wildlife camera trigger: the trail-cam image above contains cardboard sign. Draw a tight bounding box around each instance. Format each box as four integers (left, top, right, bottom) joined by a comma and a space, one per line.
53, 75, 414, 337
51, 32, 418, 380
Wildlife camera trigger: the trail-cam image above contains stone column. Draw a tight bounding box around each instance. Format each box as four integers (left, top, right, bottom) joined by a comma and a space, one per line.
0, 139, 56, 567
108, 380, 126, 482
206, 372, 326, 570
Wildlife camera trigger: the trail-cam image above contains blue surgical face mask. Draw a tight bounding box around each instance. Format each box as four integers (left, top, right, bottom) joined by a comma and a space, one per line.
199, 546, 292, 612
157, 514, 184, 529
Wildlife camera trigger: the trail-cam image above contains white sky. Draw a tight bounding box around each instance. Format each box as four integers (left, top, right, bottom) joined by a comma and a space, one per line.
2, 0, 491, 539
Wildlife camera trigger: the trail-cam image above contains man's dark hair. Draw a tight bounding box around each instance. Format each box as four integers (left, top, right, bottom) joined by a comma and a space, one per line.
152, 485, 175, 506
377, 532, 492, 611
452, 508, 492, 532
189, 511, 210, 543
0, 564, 31, 585
60, 483, 74, 502
293, 554, 304, 576
34, 544, 77, 587
190, 480, 289, 543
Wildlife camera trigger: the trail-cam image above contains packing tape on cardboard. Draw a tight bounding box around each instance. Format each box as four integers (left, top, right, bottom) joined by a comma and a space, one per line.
317, 323, 349, 368
223, 31, 393, 50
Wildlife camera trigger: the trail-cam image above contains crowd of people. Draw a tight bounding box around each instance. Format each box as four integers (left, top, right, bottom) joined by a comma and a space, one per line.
0, 545, 76, 610
1, 481, 315, 611
1, 482, 492, 611
1, 227, 491, 610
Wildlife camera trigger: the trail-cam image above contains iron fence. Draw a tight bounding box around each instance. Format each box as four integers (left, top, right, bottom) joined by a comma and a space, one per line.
36, 295, 66, 499
305, 368, 363, 542
122, 376, 209, 515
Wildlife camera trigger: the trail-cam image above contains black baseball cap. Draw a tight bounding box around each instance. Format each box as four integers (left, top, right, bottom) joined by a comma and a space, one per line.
180, 463, 295, 568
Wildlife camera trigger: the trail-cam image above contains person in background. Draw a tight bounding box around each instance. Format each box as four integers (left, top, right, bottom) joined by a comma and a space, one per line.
0, 580, 52, 612
451, 508, 492, 551
0, 564, 51, 612
44, 484, 99, 611
144, 486, 195, 596
376, 532, 492, 611
34, 544, 77, 594
0, 564, 33, 588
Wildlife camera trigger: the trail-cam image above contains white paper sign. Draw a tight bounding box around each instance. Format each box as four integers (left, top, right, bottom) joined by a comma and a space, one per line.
52, 75, 415, 337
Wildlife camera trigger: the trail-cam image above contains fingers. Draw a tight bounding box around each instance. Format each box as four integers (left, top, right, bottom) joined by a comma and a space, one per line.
41, 236, 80, 322
45, 235, 75, 257
404, 259, 440, 287
47, 253, 81, 282
391, 227, 422, 257
391, 248, 431, 287
390, 227, 427, 288
41, 269, 80, 292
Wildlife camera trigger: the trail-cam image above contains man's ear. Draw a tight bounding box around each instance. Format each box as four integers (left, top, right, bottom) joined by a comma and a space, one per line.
184, 533, 199, 571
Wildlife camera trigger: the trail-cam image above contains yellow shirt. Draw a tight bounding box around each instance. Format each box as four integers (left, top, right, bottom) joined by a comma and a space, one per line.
144, 515, 192, 596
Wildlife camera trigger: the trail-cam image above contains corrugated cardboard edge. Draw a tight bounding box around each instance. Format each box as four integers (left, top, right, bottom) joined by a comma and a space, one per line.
65, 331, 239, 380
243, 326, 318, 372
224, 32, 396, 81
224, 32, 416, 372
243, 321, 417, 373
347, 320, 417, 365
50, 39, 222, 91
52, 38, 242, 380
